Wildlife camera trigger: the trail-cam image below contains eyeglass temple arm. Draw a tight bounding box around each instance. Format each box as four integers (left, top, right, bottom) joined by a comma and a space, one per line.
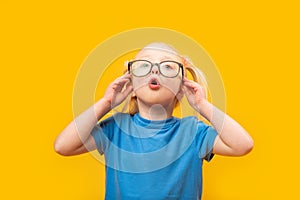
127, 61, 131, 74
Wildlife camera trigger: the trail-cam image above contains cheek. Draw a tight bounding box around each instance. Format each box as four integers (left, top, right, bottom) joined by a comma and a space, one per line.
160, 78, 181, 94
132, 77, 147, 91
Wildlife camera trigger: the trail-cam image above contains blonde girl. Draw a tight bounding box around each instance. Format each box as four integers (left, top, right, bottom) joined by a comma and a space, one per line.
54, 42, 253, 200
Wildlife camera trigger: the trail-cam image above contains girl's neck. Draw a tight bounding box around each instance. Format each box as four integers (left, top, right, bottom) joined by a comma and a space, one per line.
137, 101, 174, 121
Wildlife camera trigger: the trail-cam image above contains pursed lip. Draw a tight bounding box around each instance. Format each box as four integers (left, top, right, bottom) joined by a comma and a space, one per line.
148, 78, 160, 90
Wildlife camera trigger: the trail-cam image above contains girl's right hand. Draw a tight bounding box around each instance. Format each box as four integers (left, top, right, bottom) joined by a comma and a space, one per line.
103, 73, 133, 109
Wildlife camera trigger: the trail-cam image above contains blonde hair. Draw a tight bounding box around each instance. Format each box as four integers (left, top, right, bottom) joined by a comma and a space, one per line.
125, 43, 209, 118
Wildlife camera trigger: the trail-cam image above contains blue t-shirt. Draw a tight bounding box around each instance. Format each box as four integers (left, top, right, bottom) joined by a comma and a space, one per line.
92, 113, 217, 200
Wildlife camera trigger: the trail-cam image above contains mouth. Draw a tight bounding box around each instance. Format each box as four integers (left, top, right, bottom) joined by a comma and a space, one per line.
148, 78, 160, 90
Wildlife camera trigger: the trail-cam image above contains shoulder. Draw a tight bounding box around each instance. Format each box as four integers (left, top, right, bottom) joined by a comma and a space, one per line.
179, 116, 213, 134
100, 112, 131, 123
180, 116, 204, 126
175, 116, 200, 132
94, 113, 132, 138
181, 116, 210, 126
181, 116, 197, 121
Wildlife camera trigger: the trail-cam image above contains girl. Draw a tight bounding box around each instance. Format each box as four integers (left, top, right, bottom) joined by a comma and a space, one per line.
54, 43, 254, 200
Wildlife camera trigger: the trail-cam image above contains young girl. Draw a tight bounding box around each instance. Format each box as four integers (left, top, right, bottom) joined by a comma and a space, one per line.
54, 43, 254, 200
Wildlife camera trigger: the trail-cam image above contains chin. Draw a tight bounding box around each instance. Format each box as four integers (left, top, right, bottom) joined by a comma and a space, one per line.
138, 93, 176, 106
135, 85, 178, 105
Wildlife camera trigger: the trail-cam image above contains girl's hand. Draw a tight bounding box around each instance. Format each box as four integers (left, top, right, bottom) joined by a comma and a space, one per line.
182, 77, 207, 113
103, 73, 133, 109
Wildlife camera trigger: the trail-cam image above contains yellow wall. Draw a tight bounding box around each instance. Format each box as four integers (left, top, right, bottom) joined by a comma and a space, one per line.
1, 0, 299, 199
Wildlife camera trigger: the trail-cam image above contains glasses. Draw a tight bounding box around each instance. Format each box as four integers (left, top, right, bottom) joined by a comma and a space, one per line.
128, 60, 184, 78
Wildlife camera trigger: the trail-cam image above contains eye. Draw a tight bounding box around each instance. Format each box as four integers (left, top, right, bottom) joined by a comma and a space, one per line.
140, 63, 150, 68
135, 61, 150, 68
161, 63, 176, 70
132, 61, 151, 69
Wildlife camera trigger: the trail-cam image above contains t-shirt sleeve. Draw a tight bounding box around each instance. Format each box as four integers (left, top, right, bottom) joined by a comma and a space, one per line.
196, 121, 218, 162
91, 116, 115, 155
91, 122, 105, 155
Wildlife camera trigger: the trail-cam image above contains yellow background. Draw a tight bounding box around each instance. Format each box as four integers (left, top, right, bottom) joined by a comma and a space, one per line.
1, 0, 299, 199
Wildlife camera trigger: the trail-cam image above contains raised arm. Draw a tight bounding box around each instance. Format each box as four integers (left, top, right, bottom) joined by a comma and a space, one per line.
183, 77, 254, 156
54, 73, 132, 156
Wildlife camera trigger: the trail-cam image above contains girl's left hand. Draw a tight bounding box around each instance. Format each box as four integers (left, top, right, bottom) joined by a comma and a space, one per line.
182, 77, 207, 113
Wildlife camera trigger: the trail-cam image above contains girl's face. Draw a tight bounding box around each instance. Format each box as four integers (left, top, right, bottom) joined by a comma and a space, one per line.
131, 49, 183, 107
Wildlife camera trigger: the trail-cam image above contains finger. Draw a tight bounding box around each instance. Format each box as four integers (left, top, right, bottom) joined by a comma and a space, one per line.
183, 77, 190, 82
183, 78, 196, 86
182, 85, 193, 96
110, 80, 128, 92
183, 79, 202, 91
121, 72, 132, 80
183, 77, 196, 83
114, 78, 130, 88
183, 81, 196, 91
114, 73, 131, 83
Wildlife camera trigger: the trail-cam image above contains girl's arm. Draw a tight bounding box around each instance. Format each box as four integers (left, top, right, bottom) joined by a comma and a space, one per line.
54, 73, 132, 156
183, 78, 254, 156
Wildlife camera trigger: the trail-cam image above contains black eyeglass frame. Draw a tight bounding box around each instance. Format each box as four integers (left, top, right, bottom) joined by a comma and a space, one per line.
128, 60, 184, 78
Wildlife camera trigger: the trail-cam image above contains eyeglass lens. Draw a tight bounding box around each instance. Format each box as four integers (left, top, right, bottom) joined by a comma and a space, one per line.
131, 60, 180, 77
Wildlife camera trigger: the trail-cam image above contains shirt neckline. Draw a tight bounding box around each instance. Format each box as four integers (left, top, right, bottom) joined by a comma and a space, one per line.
133, 113, 177, 128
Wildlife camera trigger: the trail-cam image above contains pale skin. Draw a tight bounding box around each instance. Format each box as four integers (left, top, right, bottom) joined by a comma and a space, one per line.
54, 50, 253, 157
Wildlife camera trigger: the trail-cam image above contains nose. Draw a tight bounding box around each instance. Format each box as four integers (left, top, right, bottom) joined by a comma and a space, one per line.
151, 64, 160, 75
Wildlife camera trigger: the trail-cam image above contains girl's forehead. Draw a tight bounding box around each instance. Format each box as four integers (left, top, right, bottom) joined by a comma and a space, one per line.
135, 49, 182, 62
